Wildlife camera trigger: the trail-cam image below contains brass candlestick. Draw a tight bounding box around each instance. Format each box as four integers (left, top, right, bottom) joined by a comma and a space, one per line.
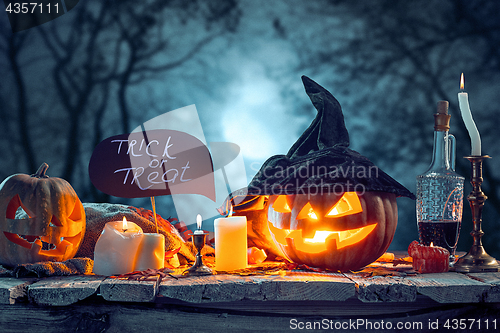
182, 232, 214, 276
453, 155, 500, 272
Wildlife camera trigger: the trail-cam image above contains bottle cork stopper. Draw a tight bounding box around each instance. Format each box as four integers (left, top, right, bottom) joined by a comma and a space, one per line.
436, 100, 449, 115
434, 100, 450, 131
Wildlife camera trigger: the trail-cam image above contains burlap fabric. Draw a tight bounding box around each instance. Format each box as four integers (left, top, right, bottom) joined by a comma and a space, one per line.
0, 203, 207, 277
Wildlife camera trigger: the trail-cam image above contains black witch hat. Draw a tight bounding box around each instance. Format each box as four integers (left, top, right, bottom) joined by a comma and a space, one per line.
221, 76, 414, 213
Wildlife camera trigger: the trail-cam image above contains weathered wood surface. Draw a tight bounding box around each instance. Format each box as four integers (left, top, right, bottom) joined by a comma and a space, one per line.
100, 276, 160, 303
28, 275, 104, 306
406, 272, 491, 303
345, 274, 417, 303
0, 278, 34, 305
0, 300, 499, 333
0, 268, 500, 308
1, 269, 500, 332
158, 272, 355, 303
467, 272, 500, 302
158, 295, 442, 316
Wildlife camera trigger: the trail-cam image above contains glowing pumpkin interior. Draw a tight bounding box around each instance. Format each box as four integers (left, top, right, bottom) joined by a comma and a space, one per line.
0, 193, 85, 264
268, 192, 376, 253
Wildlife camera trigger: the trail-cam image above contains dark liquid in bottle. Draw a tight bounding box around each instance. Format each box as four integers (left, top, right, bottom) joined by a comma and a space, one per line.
418, 221, 460, 258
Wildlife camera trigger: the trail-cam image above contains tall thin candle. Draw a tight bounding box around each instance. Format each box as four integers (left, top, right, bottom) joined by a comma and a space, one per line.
458, 73, 481, 156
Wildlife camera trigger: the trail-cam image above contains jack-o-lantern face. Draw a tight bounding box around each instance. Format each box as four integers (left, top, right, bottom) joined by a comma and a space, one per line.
0, 163, 86, 267
268, 191, 397, 272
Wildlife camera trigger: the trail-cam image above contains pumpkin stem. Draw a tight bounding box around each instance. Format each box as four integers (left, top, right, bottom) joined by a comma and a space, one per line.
32, 163, 49, 178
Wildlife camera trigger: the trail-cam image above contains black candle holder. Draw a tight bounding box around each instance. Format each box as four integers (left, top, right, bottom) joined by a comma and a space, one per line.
182, 232, 214, 276
453, 155, 500, 273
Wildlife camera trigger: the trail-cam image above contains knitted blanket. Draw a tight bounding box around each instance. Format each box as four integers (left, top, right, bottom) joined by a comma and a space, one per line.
0, 258, 94, 278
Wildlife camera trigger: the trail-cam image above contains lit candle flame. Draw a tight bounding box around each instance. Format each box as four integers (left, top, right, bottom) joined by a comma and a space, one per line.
196, 214, 202, 230
458, 73, 481, 156
122, 216, 128, 231
430, 242, 434, 247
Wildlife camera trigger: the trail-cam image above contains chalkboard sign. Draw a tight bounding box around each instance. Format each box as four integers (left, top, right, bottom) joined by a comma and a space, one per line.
89, 129, 216, 200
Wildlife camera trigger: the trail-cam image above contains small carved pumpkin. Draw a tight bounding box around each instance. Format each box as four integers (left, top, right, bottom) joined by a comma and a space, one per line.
267, 191, 397, 271
0, 163, 86, 266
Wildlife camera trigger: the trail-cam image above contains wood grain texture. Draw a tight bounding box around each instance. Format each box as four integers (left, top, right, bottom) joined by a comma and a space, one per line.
467, 272, 500, 302
406, 272, 491, 303
28, 275, 104, 306
156, 295, 442, 316
1, 300, 499, 332
99, 276, 160, 303
0, 278, 34, 304
345, 274, 416, 302
272, 272, 355, 301
1, 269, 500, 310
159, 272, 355, 303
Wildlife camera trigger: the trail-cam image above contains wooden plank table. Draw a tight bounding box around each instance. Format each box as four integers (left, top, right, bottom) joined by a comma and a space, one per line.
1, 262, 500, 332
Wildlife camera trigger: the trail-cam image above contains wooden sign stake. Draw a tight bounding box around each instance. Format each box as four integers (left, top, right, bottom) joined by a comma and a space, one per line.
150, 196, 159, 234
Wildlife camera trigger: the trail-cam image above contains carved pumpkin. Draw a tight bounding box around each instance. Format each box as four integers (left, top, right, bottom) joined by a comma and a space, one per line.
0, 163, 86, 266
268, 191, 397, 271
219, 76, 414, 271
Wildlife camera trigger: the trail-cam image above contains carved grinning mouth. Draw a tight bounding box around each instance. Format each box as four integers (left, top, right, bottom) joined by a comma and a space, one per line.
3, 231, 80, 257
268, 221, 376, 253
2, 194, 83, 258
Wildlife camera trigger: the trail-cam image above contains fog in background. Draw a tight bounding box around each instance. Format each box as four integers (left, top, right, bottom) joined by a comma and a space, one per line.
1, 0, 500, 256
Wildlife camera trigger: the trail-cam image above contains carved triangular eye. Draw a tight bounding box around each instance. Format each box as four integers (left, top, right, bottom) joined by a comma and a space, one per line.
50, 215, 62, 227
6, 195, 34, 219
273, 195, 291, 213
297, 202, 318, 220
68, 200, 83, 221
326, 192, 363, 217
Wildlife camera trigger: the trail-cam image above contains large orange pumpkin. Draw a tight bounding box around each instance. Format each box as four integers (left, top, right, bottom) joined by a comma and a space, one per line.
267, 191, 397, 271
0, 163, 86, 266
219, 76, 414, 271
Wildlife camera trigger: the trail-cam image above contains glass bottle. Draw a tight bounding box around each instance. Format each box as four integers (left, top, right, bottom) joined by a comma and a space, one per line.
416, 101, 465, 263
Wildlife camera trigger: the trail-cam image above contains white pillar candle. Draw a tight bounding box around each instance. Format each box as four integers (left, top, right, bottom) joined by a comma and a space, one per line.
458, 73, 481, 156
214, 216, 247, 271
93, 218, 144, 276
135, 233, 165, 271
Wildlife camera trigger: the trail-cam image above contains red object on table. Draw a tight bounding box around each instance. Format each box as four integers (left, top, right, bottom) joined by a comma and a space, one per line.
408, 240, 449, 273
